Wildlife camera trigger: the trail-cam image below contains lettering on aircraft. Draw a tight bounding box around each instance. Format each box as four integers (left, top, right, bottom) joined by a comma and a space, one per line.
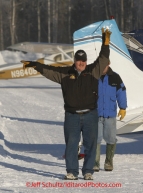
11, 68, 38, 78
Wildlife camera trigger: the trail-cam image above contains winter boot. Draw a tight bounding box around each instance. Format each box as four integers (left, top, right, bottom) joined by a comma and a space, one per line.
104, 143, 116, 171
64, 173, 78, 180
93, 144, 100, 172
84, 173, 93, 180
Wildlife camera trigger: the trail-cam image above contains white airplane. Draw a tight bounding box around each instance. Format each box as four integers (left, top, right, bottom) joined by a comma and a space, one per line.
2, 28, 143, 79
73, 19, 143, 134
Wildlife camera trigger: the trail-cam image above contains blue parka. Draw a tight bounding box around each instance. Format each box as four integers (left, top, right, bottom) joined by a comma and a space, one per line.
97, 67, 127, 118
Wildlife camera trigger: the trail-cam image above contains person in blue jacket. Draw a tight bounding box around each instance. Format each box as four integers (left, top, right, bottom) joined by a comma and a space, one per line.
93, 62, 127, 172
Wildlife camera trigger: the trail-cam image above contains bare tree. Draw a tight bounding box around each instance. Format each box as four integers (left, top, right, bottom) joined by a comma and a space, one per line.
129, 0, 134, 29
90, 0, 94, 22
138, 0, 143, 29
108, 0, 112, 19
104, 0, 109, 19
0, 0, 4, 50
120, 0, 124, 31
37, 0, 41, 42
47, 0, 51, 43
52, 0, 58, 43
10, 0, 16, 45
68, 0, 72, 42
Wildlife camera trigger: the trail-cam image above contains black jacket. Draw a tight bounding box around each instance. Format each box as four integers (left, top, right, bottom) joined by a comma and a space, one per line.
35, 45, 110, 113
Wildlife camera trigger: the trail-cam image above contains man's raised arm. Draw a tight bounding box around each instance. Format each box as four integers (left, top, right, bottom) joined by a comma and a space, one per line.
90, 28, 112, 79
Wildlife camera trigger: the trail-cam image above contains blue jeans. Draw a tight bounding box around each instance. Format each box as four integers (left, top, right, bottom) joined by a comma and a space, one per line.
97, 117, 117, 144
64, 109, 98, 176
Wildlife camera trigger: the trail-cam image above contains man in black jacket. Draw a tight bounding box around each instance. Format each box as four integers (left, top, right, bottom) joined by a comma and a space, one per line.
21, 28, 111, 180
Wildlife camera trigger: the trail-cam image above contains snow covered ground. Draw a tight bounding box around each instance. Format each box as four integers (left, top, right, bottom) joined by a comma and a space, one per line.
0, 77, 143, 193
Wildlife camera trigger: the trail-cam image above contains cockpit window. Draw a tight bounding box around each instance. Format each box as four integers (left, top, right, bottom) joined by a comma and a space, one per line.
64, 51, 74, 60
54, 54, 62, 61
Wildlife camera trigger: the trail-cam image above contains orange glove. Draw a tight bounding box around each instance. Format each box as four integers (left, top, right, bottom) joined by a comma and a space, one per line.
102, 28, 112, 45
118, 109, 126, 120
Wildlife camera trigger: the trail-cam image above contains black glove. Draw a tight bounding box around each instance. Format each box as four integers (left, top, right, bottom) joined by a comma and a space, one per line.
21, 60, 37, 69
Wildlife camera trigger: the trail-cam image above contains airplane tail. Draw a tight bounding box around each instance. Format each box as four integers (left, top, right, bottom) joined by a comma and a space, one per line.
73, 19, 132, 65
73, 20, 143, 133
73, 19, 143, 110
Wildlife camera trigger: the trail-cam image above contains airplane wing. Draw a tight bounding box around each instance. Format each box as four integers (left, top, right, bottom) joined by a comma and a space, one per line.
7, 42, 73, 55
0, 59, 73, 79
0, 43, 74, 79
116, 107, 143, 134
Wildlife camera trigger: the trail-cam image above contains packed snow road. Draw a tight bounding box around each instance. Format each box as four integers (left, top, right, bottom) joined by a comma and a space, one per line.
0, 77, 143, 193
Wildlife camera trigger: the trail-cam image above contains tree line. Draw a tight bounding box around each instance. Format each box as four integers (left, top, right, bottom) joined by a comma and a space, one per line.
0, 0, 143, 51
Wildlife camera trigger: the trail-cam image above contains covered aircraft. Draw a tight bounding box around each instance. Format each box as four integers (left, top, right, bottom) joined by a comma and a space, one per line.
122, 29, 143, 71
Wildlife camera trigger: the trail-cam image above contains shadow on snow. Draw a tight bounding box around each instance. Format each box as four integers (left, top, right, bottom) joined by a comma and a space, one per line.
1, 115, 64, 126
100, 131, 143, 154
